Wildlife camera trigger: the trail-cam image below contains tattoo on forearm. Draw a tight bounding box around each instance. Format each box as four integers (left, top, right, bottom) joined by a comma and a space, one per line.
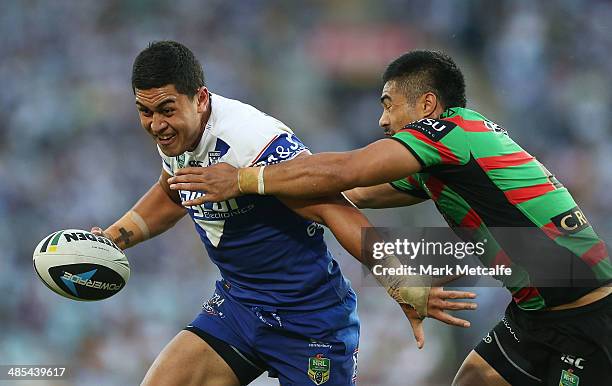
116, 227, 134, 248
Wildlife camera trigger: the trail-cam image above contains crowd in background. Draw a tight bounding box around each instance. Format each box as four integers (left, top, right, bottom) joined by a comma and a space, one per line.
1, 1, 611, 385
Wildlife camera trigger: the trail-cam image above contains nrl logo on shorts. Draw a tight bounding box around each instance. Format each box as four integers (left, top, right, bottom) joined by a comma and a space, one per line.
208, 151, 221, 166
559, 369, 580, 386
308, 354, 330, 385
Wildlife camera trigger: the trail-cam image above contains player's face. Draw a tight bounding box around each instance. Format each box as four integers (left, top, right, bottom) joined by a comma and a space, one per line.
135, 84, 209, 157
379, 81, 423, 136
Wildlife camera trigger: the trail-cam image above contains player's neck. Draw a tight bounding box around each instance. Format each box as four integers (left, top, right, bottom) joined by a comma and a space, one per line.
424, 104, 445, 120
187, 99, 211, 152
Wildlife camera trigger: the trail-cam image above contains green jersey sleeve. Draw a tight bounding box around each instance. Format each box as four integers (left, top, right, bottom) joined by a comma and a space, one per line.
390, 175, 430, 199
391, 118, 469, 169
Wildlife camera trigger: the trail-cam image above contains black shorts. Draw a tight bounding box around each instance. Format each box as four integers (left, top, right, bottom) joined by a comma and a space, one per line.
475, 292, 612, 385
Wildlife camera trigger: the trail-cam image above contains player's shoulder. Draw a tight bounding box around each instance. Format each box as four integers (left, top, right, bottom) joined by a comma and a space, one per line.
437, 107, 506, 135
210, 94, 293, 142
400, 108, 503, 142
209, 94, 304, 166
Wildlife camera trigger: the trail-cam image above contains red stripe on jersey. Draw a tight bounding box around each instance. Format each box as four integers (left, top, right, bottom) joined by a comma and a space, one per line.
492, 250, 512, 267
249, 134, 280, 166
477, 151, 535, 171
512, 286, 542, 304
407, 175, 420, 188
459, 208, 483, 228
504, 183, 555, 205
444, 116, 490, 132
581, 241, 608, 267
541, 222, 563, 240
398, 129, 460, 164
424, 176, 445, 201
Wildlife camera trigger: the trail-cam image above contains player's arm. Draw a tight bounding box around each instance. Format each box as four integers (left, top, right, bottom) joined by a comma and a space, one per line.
282, 193, 476, 349
342, 184, 460, 285
93, 170, 187, 249
168, 138, 421, 204
259, 139, 422, 198
344, 183, 427, 209
279, 194, 367, 262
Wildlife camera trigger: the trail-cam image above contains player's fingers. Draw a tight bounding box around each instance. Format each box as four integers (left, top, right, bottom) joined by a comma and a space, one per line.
429, 310, 471, 328
91, 227, 105, 236
439, 301, 477, 311
408, 314, 425, 349
168, 174, 205, 184
182, 195, 209, 206
173, 167, 203, 175
402, 305, 425, 349
169, 182, 204, 191
440, 290, 477, 300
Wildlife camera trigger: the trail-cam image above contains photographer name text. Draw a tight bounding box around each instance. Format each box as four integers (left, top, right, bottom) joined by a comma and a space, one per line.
373, 264, 512, 277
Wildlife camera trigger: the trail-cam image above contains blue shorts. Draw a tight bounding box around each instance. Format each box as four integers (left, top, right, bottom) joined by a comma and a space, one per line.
187, 280, 360, 385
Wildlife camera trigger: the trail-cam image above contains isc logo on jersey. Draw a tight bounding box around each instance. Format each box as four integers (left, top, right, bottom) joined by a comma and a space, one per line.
407, 118, 457, 142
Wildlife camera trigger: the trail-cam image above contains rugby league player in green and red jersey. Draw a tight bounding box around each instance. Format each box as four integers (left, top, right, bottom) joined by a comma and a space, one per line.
168, 51, 612, 386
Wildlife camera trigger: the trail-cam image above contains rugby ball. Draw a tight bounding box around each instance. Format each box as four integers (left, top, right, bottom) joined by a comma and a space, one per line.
33, 229, 130, 301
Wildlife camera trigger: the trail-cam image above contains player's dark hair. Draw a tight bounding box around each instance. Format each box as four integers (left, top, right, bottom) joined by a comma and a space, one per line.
132, 40, 205, 98
383, 50, 466, 108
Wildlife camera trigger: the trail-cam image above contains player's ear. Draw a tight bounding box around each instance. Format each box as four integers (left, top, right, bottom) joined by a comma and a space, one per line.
421, 92, 438, 117
196, 87, 209, 113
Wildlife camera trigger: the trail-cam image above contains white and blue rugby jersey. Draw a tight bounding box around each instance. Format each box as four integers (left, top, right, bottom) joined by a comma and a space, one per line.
158, 94, 351, 311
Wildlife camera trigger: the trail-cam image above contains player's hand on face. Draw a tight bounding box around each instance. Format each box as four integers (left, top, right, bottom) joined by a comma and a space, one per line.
400, 287, 476, 349
167, 163, 240, 206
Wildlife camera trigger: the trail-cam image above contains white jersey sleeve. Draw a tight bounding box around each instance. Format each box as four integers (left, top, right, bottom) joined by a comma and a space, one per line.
210, 101, 308, 168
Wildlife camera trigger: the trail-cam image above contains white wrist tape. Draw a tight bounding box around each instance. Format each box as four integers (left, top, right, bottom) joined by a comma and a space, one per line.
237, 171, 244, 194
129, 210, 150, 239
257, 165, 266, 195
373, 254, 431, 318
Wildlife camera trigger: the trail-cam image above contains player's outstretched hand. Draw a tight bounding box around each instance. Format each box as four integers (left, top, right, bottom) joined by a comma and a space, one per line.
401, 287, 477, 349
427, 287, 477, 327
168, 163, 240, 206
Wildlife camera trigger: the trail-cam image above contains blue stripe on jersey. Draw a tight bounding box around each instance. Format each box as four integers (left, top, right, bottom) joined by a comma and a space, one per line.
215, 137, 231, 156
207, 137, 230, 166
252, 133, 307, 166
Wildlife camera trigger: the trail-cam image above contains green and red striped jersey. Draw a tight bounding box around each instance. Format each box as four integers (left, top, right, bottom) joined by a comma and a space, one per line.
390, 107, 612, 310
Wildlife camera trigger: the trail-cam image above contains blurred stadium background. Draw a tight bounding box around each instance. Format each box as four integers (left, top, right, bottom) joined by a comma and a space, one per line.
1, 0, 611, 385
